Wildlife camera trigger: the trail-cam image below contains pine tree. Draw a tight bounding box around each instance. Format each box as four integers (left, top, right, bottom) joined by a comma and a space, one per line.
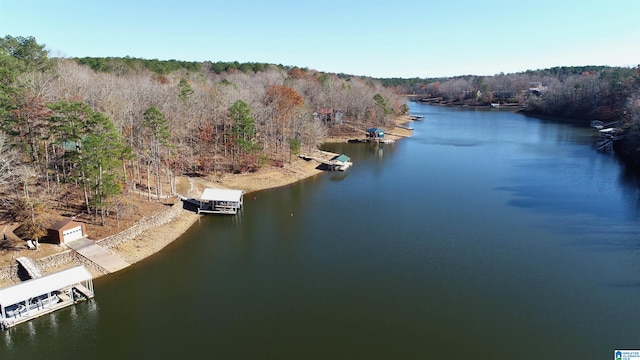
142, 107, 171, 200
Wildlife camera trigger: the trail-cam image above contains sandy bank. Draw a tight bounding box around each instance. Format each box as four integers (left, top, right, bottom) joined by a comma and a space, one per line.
0, 118, 413, 286
110, 118, 413, 270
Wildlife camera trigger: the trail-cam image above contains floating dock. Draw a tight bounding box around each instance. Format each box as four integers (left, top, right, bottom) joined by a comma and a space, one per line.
0, 265, 94, 330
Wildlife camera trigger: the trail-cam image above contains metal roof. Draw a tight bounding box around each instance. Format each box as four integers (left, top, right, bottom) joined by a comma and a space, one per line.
0, 266, 92, 306
333, 154, 351, 163
49, 218, 81, 231
200, 188, 243, 202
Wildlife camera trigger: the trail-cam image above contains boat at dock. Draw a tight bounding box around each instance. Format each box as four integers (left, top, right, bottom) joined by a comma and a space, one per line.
0, 265, 95, 330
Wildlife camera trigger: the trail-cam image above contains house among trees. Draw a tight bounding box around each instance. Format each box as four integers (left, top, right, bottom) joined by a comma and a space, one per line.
313, 108, 344, 125
529, 82, 546, 96
46, 218, 86, 244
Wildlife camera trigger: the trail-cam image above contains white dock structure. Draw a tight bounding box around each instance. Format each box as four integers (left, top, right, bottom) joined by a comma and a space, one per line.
197, 188, 244, 214
0, 265, 94, 330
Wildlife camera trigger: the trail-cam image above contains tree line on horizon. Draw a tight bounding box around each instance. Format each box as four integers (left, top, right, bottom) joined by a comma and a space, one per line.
384, 65, 640, 165
382, 65, 639, 122
75, 56, 286, 76
0, 35, 405, 241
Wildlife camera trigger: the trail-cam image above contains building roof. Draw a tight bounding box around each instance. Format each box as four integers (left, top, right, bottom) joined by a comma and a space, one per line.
333, 154, 351, 163
49, 218, 80, 231
200, 188, 244, 202
0, 266, 92, 306
367, 128, 383, 133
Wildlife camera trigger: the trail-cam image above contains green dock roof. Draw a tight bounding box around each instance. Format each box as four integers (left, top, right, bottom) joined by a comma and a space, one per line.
334, 154, 351, 162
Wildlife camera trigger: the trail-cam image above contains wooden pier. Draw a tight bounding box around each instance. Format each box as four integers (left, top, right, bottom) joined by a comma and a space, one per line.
592, 120, 623, 152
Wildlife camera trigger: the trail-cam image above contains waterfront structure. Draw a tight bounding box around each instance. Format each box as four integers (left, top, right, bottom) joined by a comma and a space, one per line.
312, 108, 344, 125
330, 154, 352, 171
47, 218, 87, 244
298, 153, 352, 171
198, 188, 244, 214
591, 120, 624, 151
366, 128, 385, 139
0, 265, 94, 330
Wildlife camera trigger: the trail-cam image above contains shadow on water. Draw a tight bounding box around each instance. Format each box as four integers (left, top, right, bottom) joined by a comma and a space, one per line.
329, 171, 349, 181
497, 146, 640, 221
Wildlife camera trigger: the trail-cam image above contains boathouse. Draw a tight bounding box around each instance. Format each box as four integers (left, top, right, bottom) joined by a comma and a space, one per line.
330, 154, 352, 171
366, 128, 385, 139
47, 218, 86, 244
198, 188, 244, 214
0, 265, 94, 330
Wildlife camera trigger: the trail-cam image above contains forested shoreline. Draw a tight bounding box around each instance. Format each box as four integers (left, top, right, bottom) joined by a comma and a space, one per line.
385, 65, 640, 166
0, 36, 405, 241
1, 34, 639, 244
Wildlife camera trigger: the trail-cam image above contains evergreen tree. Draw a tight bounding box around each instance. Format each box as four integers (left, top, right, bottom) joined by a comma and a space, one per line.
49, 101, 127, 220
178, 78, 194, 102
142, 106, 171, 200
0, 35, 51, 73
229, 100, 257, 154
79, 116, 126, 225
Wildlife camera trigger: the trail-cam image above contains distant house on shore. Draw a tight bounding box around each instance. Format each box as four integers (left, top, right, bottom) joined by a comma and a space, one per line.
529, 82, 546, 96
313, 108, 344, 125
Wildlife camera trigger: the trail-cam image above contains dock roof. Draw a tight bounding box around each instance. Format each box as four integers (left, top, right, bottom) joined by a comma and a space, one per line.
333, 154, 351, 163
0, 266, 92, 306
200, 188, 243, 202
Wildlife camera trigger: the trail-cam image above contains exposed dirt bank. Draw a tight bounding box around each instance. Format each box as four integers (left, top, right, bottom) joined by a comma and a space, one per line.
0, 118, 413, 287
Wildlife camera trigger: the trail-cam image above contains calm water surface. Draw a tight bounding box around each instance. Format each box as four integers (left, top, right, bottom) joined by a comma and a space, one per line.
3, 103, 639, 359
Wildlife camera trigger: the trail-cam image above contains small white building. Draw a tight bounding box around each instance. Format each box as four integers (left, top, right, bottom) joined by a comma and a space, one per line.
198, 188, 244, 214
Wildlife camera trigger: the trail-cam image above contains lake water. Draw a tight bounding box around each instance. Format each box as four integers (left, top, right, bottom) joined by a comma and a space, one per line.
2, 102, 639, 359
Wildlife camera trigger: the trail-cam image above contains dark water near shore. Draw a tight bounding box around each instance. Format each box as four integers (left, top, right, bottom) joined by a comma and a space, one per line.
3, 103, 639, 359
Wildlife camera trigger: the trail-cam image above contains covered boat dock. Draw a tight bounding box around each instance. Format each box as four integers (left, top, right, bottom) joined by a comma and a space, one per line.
0, 265, 94, 330
198, 188, 244, 214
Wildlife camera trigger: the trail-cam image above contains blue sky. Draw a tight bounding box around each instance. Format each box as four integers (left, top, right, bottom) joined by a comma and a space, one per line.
1, 0, 638, 78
